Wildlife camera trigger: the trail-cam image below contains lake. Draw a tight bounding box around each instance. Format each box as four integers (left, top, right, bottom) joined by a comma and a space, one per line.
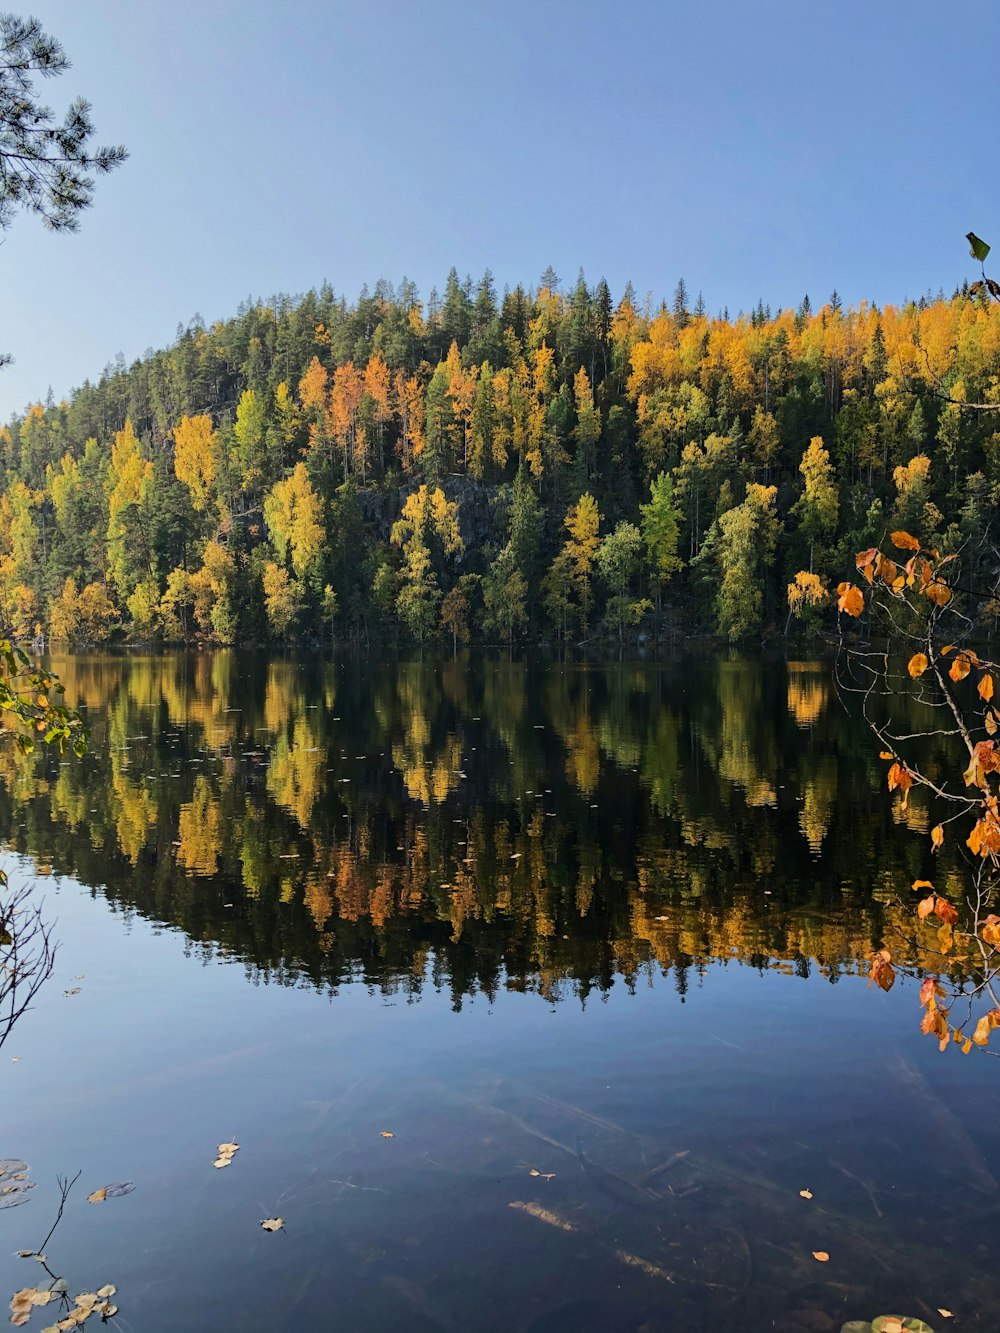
1, 650, 996, 1331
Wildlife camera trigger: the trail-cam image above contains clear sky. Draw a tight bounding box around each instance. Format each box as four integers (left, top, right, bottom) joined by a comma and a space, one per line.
1, 0, 998, 418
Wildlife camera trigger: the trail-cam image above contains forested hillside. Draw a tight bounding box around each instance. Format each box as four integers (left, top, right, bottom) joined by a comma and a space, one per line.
2, 271, 998, 646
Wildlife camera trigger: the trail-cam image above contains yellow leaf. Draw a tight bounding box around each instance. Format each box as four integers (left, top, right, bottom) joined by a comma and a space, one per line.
912, 879, 934, 891
907, 652, 929, 678
380, 1131, 394, 1138
95, 1287, 116, 1299
799, 1189, 813, 1199
938, 1310, 954, 1319
979, 674, 995, 702
86, 1188, 107, 1203
811, 1250, 829, 1262
986, 710, 998, 736
260, 1217, 284, 1231
931, 825, 944, 848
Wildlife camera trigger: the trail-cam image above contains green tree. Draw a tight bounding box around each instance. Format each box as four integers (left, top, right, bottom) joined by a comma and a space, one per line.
639, 472, 683, 615
482, 547, 528, 644
596, 520, 651, 641
715, 485, 778, 641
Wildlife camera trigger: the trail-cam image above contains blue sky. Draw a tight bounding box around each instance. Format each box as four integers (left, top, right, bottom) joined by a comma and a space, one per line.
1, 0, 997, 418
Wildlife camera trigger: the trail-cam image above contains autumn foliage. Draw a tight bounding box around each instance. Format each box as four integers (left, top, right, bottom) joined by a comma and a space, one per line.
837, 525, 1000, 1053
0, 269, 998, 646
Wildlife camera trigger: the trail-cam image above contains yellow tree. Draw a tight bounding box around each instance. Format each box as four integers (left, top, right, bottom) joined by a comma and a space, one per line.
364, 352, 392, 472
444, 341, 476, 471
263, 463, 324, 579
543, 493, 601, 634
794, 435, 839, 571
329, 361, 363, 475
572, 367, 601, 481
106, 419, 153, 599
172, 414, 218, 512
393, 370, 425, 470
298, 356, 330, 458
262, 560, 302, 636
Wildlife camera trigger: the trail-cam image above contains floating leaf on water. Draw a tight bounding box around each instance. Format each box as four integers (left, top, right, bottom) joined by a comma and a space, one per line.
812, 1250, 830, 1262
87, 1182, 133, 1203
0, 1160, 35, 1209
63, 988, 81, 997
214, 1141, 239, 1168
938, 1312, 954, 1320
380, 1131, 394, 1138
799, 1189, 813, 1199
260, 1217, 284, 1231
614, 1249, 674, 1283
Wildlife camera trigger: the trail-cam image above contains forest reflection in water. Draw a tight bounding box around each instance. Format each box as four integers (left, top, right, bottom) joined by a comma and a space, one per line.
2, 651, 998, 1332
0, 649, 961, 1001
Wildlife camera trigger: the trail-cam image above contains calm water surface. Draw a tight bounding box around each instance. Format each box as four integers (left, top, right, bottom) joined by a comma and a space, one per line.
1, 651, 997, 1331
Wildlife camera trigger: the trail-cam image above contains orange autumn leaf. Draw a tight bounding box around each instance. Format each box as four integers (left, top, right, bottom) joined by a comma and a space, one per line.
950, 654, 972, 682
856, 547, 878, 583
836, 582, 864, 617
912, 879, 934, 891
934, 897, 959, 926
917, 895, 935, 921
867, 948, 895, 991
930, 825, 944, 849
891, 530, 921, 551
887, 763, 912, 794
925, 580, 952, 606
907, 652, 929, 678
981, 914, 1000, 947
979, 674, 995, 703
811, 1250, 830, 1262
876, 555, 898, 586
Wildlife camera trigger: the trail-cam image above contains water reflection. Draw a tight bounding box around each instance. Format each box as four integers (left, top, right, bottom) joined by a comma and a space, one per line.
0, 651, 957, 1005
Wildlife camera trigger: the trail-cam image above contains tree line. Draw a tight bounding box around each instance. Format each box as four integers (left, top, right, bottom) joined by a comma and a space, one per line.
2, 269, 998, 646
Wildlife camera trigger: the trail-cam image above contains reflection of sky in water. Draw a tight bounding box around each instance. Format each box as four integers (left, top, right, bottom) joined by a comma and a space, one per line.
0, 653, 996, 1330
3, 872, 996, 1331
